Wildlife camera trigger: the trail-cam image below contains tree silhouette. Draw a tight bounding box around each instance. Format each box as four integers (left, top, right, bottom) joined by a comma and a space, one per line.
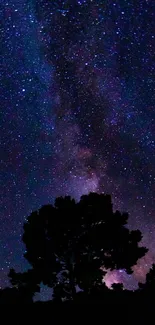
0, 268, 40, 304
138, 263, 155, 300
8, 268, 40, 302
10, 193, 147, 301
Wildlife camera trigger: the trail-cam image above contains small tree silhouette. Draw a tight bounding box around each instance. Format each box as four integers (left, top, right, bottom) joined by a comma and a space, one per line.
111, 283, 124, 292
10, 193, 147, 301
138, 263, 155, 294
0, 269, 40, 304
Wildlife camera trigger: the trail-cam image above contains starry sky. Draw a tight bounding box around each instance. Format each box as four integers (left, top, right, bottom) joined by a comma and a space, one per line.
0, 0, 155, 293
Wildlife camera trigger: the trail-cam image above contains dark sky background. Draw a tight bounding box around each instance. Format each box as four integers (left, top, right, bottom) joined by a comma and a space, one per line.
0, 0, 155, 297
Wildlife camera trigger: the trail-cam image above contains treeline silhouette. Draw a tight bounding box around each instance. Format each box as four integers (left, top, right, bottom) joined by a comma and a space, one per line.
0, 193, 155, 309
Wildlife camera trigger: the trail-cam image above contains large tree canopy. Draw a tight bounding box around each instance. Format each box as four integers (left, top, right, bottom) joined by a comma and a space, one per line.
11, 193, 147, 300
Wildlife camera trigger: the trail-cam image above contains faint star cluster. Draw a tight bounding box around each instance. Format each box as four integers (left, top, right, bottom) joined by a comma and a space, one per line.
0, 0, 155, 293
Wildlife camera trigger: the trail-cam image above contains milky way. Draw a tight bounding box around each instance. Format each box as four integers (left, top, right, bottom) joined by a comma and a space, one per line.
0, 0, 155, 292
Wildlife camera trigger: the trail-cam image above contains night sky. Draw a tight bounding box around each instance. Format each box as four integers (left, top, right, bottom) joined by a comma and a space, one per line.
1, 0, 155, 293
